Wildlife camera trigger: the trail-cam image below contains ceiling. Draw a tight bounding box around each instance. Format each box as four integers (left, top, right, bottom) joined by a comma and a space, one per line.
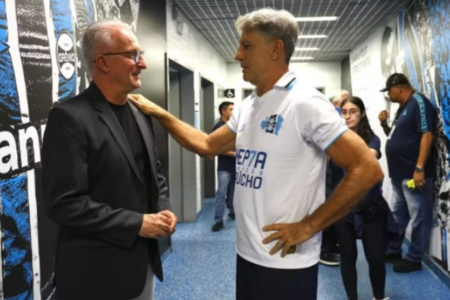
171, 0, 413, 62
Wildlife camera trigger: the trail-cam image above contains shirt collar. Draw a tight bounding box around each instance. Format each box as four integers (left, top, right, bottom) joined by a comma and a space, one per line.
274, 71, 297, 89
249, 70, 297, 98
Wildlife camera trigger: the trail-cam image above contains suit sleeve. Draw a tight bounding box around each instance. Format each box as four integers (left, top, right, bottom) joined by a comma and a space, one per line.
42, 105, 143, 249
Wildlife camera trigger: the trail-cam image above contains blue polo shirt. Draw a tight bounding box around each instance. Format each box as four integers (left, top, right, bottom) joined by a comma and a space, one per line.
212, 120, 236, 172
385, 92, 436, 180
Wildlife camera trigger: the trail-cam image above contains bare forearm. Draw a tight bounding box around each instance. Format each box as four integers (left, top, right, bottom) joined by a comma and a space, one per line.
154, 110, 210, 155
301, 158, 383, 233
381, 123, 391, 136
416, 132, 434, 169
223, 151, 235, 157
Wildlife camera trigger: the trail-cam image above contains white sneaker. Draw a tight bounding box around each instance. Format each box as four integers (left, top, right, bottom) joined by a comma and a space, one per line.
373, 297, 390, 300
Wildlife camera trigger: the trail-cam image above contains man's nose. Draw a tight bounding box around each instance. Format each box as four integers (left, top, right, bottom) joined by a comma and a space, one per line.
137, 59, 147, 69
235, 49, 243, 61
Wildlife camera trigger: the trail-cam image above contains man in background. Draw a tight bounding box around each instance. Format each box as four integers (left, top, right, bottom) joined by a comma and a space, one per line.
329, 89, 350, 110
379, 73, 436, 273
211, 101, 236, 232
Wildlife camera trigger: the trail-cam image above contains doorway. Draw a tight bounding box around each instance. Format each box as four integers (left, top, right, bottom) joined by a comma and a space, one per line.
200, 77, 216, 199
168, 59, 197, 222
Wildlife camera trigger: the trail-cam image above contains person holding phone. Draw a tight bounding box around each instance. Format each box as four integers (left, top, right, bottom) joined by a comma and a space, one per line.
379, 73, 436, 273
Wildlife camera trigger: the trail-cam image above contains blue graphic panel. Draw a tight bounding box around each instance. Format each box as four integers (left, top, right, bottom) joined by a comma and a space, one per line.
0, 0, 21, 124
1, 175, 32, 300
429, 0, 450, 162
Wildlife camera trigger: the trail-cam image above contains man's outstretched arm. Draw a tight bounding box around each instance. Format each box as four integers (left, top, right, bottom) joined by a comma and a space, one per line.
129, 94, 235, 156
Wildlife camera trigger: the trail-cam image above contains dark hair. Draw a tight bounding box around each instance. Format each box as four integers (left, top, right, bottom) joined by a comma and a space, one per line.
340, 96, 374, 144
218, 101, 234, 116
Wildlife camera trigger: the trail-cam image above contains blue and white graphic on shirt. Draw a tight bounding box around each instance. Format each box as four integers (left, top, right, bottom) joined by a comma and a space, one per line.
235, 149, 267, 189
260, 114, 284, 136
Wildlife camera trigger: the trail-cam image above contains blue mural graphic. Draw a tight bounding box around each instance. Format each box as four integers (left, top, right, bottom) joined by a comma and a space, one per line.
1, 175, 32, 300
0, 0, 21, 125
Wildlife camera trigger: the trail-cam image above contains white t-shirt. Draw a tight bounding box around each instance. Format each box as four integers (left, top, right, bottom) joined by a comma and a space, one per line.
227, 71, 348, 269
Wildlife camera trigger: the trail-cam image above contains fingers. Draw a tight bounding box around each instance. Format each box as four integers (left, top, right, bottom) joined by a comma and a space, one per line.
262, 231, 282, 245
128, 94, 139, 102
378, 110, 389, 120
157, 213, 171, 226
269, 239, 287, 255
156, 218, 172, 234
159, 210, 177, 232
262, 223, 284, 232
266, 237, 293, 257
414, 180, 425, 191
147, 214, 172, 237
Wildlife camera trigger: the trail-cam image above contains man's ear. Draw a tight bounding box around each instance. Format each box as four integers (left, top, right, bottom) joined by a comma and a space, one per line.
95, 56, 110, 73
272, 39, 284, 61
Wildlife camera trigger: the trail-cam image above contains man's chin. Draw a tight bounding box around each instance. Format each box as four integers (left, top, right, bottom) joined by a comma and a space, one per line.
242, 74, 250, 83
132, 80, 142, 89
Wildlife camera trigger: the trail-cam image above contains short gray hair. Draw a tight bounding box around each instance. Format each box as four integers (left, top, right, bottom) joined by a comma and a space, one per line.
82, 20, 132, 68
329, 89, 350, 103
235, 8, 299, 64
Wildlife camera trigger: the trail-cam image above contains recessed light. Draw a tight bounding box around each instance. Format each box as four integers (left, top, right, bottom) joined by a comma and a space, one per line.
291, 57, 314, 60
295, 17, 338, 22
298, 35, 327, 39
295, 47, 320, 51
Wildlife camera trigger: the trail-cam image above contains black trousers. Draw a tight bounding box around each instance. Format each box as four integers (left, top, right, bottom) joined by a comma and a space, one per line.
335, 214, 386, 300
236, 255, 318, 300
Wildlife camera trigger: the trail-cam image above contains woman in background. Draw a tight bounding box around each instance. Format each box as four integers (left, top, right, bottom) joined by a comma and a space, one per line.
336, 96, 394, 300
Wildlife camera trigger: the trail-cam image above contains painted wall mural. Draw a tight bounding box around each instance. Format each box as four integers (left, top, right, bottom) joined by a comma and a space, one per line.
0, 1, 140, 299
351, 0, 450, 276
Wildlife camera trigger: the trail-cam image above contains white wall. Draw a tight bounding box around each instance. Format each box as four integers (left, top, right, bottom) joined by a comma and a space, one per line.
166, 0, 228, 213
226, 62, 341, 107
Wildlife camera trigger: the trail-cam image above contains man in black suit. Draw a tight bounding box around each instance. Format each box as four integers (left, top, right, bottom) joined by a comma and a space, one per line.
42, 20, 176, 300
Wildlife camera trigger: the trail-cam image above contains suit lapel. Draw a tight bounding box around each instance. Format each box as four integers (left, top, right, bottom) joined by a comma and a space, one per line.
87, 83, 145, 187
128, 102, 158, 184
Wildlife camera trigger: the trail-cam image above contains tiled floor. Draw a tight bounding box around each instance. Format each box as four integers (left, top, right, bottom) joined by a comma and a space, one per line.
155, 198, 450, 300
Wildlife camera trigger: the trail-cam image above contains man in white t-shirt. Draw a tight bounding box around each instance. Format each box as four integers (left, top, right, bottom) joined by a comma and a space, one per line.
129, 8, 383, 300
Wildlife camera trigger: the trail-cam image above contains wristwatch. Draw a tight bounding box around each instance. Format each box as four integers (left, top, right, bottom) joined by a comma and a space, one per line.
415, 166, 424, 173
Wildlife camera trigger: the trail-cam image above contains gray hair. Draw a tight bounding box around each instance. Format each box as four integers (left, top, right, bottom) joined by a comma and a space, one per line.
329, 89, 350, 103
82, 20, 132, 68
235, 8, 299, 64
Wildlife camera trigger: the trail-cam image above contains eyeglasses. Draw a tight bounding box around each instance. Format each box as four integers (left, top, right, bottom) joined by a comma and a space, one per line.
341, 110, 359, 117
96, 50, 145, 63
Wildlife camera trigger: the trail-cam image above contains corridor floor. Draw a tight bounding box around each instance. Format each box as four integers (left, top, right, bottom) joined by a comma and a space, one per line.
155, 198, 450, 300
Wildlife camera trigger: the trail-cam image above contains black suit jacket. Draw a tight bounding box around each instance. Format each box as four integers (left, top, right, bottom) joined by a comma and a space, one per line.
42, 83, 171, 300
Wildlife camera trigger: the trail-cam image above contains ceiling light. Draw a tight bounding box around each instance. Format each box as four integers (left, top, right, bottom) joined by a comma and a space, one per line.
295, 17, 338, 22
291, 57, 314, 60
295, 47, 320, 51
298, 35, 327, 39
